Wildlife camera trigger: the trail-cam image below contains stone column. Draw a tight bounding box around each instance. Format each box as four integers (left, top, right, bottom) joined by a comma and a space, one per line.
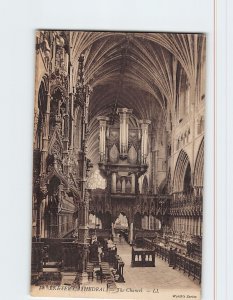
84, 85, 92, 126
65, 52, 69, 74
200, 216, 202, 236
78, 190, 90, 284
193, 218, 196, 236
192, 218, 195, 235
189, 217, 191, 234
129, 223, 134, 245
190, 218, 192, 235
36, 200, 41, 238
195, 217, 198, 236
69, 91, 74, 150
139, 120, 151, 164
63, 98, 69, 151
189, 80, 197, 172
75, 69, 92, 282
197, 217, 200, 236
78, 197, 89, 244
41, 91, 51, 173
179, 91, 185, 121
61, 98, 69, 175
97, 116, 109, 162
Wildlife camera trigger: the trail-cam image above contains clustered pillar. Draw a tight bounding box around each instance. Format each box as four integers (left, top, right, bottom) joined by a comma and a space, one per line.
172, 216, 202, 236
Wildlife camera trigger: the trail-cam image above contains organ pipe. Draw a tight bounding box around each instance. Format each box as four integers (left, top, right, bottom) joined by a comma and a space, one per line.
97, 116, 109, 162
117, 108, 132, 158
139, 120, 151, 163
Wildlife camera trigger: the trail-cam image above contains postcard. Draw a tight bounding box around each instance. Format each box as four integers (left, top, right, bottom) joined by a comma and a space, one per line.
31, 30, 205, 299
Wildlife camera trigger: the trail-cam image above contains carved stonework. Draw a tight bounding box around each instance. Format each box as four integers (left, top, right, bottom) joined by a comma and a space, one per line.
109, 144, 119, 163
128, 145, 137, 164
50, 69, 69, 98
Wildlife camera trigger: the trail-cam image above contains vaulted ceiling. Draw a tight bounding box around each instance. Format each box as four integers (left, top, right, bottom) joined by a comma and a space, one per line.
67, 31, 205, 165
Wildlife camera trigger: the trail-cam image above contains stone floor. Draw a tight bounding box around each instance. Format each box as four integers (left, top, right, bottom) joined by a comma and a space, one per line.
115, 239, 200, 290
31, 240, 200, 299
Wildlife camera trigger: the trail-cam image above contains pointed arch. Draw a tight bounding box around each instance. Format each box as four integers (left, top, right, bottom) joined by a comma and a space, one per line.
50, 83, 67, 99
173, 149, 192, 192
194, 138, 204, 187
114, 212, 129, 229
88, 213, 102, 229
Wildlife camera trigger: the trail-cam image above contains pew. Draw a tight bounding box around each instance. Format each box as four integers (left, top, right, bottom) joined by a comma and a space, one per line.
144, 238, 202, 283
100, 262, 117, 291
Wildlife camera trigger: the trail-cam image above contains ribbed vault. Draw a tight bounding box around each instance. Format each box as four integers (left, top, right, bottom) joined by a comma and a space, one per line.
67, 31, 206, 165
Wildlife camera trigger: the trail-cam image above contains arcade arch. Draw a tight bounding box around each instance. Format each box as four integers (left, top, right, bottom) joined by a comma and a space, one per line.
194, 138, 204, 188
173, 150, 192, 193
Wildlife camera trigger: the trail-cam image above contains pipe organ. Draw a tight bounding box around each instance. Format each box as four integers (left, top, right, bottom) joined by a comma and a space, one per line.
98, 108, 151, 195
117, 108, 132, 159
97, 116, 109, 162
139, 120, 151, 164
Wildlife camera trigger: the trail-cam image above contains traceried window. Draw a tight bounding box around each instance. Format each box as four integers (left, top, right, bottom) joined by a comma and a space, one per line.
87, 169, 106, 190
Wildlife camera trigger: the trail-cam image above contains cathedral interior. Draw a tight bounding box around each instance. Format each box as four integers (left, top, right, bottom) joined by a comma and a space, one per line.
31, 30, 205, 293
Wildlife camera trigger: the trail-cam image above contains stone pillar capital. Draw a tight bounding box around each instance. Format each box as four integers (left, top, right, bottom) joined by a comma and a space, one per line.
97, 116, 110, 124
117, 108, 133, 115
139, 119, 151, 126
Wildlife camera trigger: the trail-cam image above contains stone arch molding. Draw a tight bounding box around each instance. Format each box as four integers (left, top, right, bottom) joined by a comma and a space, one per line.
194, 138, 204, 187
112, 207, 132, 226
173, 149, 192, 192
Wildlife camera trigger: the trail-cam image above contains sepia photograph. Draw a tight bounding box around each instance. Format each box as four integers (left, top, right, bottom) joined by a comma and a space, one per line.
31, 30, 205, 299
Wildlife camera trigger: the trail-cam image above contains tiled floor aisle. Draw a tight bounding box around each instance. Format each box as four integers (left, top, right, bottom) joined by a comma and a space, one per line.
115, 239, 200, 290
